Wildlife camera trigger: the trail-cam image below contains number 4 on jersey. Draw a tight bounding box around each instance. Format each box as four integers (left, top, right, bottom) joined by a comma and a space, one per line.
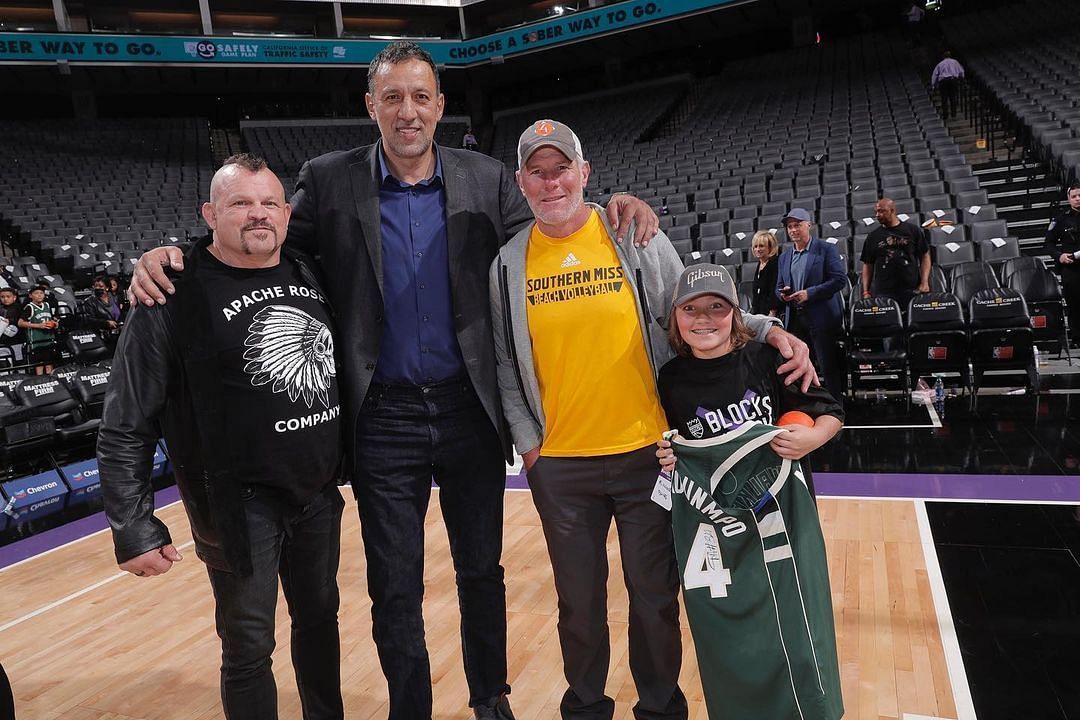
684, 523, 733, 598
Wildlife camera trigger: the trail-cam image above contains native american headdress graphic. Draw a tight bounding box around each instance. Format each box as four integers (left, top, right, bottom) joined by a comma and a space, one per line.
243, 305, 336, 409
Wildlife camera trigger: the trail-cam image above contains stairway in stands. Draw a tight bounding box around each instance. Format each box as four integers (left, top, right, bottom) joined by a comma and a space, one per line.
943, 109, 1060, 260
210, 128, 244, 167
971, 158, 1060, 260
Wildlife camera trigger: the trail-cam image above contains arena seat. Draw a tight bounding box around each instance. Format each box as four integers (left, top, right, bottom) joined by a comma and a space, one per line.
907, 292, 971, 393
9, 375, 100, 445
1003, 259, 1071, 360
950, 262, 1001, 316
967, 288, 1038, 397
846, 297, 908, 399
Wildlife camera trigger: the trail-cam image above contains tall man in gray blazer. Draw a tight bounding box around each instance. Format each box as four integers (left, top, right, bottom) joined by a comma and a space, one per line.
128, 41, 664, 720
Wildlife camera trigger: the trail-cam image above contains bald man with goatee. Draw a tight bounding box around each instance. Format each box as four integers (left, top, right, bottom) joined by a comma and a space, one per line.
98, 153, 346, 720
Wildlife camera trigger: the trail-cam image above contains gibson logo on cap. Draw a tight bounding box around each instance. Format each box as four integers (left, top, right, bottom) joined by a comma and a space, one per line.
533, 120, 555, 136
686, 268, 729, 286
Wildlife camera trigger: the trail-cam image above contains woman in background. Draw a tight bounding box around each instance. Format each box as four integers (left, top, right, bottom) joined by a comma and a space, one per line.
750, 230, 782, 317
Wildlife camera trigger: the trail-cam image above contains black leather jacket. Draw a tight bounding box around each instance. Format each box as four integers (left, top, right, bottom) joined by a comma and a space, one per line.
97, 238, 339, 573
78, 294, 121, 332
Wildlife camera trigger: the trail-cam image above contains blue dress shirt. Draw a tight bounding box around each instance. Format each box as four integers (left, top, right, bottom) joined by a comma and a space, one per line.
373, 146, 466, 385
791, 239, 811, 291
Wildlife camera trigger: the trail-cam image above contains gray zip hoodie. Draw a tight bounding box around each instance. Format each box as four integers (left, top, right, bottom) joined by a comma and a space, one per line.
489, 204, 780, 455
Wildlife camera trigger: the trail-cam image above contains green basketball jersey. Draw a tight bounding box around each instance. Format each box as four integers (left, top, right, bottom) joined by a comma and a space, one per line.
23, 301, 55, 349
671, 422, 843, 720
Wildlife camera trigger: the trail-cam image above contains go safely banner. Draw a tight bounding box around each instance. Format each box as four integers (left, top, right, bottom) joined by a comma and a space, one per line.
0, 0, 737, 67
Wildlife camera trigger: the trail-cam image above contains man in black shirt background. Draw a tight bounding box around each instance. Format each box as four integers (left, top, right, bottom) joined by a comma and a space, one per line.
97, 154, 345, 720
860, 197, 931, 312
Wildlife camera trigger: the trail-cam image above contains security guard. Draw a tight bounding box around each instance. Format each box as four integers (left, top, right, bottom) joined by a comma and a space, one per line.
1045, 184, 1080, 345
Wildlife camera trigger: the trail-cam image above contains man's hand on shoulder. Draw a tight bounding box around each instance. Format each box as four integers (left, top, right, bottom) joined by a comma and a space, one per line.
129, 247, 186, 307
606, 194, 659, 247
119, 544, 183, 578
766, 327, 818, 392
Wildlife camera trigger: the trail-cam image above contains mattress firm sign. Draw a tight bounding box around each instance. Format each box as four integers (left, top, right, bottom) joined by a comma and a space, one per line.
0, 0, 738, 67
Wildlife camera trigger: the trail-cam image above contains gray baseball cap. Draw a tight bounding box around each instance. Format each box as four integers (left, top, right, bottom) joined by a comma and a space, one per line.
517, 119, 584, 168
672, 263, 740, 309
780, 207, 813, 225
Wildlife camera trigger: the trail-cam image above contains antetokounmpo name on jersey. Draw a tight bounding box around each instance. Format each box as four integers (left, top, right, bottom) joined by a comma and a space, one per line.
671, 471, 748, 537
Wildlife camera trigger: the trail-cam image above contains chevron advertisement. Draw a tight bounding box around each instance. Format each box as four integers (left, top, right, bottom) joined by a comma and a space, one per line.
0, 0, 737, 67
59, 457, 101, 504
1, 469, 68, 526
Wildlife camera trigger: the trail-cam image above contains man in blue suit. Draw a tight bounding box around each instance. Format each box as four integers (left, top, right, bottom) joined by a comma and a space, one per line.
776, 208, 847, 400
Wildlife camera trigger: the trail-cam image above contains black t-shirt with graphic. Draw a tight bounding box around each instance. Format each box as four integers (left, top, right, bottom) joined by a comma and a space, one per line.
657, 342, 844, 441
860, 221, 929, 293
200, 249, 340, 505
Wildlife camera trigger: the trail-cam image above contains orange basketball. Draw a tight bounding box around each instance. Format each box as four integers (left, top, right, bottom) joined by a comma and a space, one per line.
777, 410, 815, 427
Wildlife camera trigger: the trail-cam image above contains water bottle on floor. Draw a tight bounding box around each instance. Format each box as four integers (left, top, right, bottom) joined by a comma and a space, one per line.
933, 376, 945, 418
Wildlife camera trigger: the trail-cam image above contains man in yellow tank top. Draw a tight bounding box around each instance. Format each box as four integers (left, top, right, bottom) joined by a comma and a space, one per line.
489, 120, 816, 720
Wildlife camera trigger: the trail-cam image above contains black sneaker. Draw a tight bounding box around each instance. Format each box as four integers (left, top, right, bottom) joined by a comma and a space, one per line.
473, 694, 515, 720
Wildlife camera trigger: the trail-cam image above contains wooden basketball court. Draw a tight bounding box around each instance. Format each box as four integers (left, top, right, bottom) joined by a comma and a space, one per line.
0, 489, 959, 719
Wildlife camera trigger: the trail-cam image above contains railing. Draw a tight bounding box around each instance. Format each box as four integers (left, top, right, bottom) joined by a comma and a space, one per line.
955, 71, 1044, 206
959, 69, 1075, 200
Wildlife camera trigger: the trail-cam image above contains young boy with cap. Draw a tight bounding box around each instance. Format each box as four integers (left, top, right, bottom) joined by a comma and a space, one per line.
654, 263, 844, 720
657, 263, 843, 466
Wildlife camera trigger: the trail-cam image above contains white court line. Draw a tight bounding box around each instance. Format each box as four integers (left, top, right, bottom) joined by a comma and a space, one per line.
845, 396, 941, 430
903, 714, 955, 720
914, 500, 977, 720
0, 539, 196, 634
0, 498, 184, 575
925, 400, 943, 428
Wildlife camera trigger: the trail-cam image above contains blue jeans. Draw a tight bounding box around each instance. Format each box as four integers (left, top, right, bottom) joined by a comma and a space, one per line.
206, 483, 344, 720
354, 378, 509, 720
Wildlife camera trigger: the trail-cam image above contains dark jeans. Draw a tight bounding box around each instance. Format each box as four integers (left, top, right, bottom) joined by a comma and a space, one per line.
354, 377, 509, 720
788, 309, 845, 401
206, 483, 344, 720
527, 445, 687, 720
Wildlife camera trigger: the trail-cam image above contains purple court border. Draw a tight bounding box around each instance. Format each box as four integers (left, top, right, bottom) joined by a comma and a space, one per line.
0, 485, 180, 571
506, 470, 1080, 502
814, 472, 1080, 503
5, 471, 1079, 570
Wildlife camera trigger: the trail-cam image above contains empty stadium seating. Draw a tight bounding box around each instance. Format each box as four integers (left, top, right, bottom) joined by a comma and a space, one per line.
943, 0, 1080, 182
0, 118, 212, 315
243, 118, 471, 195
489, 33, 1018, 290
